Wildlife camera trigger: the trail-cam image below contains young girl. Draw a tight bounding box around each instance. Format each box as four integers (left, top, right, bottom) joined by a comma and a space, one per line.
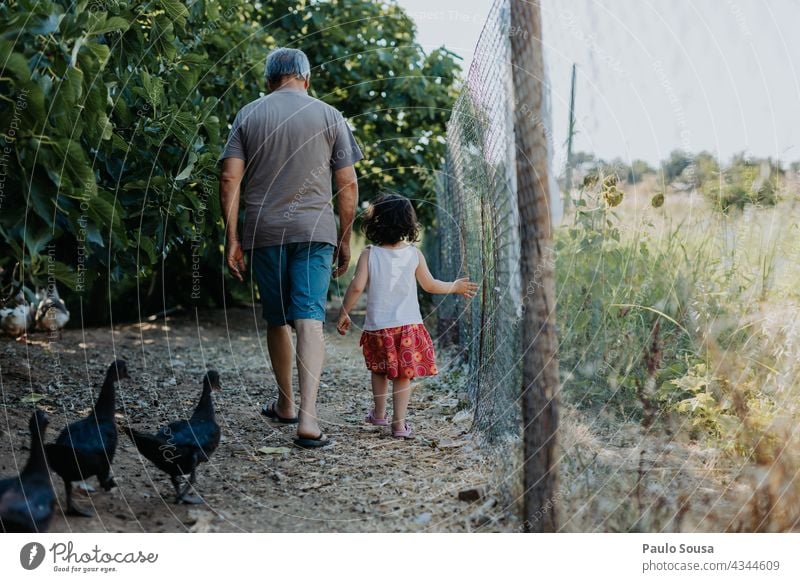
337, 194, 478, 438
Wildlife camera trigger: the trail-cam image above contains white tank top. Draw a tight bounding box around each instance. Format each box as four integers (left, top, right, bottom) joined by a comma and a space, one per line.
363, 244, 424, 331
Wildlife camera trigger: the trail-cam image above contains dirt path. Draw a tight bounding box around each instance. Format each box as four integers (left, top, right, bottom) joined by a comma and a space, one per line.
0, 306, 518, 533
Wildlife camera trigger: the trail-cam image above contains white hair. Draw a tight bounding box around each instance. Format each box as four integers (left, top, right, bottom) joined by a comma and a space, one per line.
265, 47, 311, 84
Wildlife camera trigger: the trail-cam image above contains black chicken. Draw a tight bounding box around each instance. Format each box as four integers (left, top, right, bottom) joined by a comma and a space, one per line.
123, 370, 221, 504
0, 410, 56, 532
45, 360, 128, 517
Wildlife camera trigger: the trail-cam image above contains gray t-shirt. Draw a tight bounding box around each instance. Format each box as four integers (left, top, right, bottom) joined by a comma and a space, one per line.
220, 88, 363, 249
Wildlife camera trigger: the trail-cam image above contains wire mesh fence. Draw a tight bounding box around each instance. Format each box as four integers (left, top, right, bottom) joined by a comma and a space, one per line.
433, 0, 523, 439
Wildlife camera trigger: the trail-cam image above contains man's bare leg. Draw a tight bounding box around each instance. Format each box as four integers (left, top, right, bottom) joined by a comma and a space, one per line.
266, 323, 296, 418
294, 319, 325, 438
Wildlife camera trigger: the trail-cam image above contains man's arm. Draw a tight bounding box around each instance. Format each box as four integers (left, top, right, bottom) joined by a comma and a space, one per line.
220, 157, 246, 282
332, 164, 358, 278
336, 248, 369, 335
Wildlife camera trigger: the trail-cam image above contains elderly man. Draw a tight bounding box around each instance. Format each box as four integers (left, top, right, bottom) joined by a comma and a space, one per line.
219, 47, 362, 448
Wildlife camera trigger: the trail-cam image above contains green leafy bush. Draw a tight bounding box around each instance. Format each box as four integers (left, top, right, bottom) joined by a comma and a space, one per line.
0, 0, 459, 321
701, 155, 782, 211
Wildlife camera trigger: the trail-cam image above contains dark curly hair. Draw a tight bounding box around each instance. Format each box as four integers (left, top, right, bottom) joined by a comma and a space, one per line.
360, 193, 420, 246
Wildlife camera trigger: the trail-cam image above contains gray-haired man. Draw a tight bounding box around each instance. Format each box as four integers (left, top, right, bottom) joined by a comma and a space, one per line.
219, 48, 363, 447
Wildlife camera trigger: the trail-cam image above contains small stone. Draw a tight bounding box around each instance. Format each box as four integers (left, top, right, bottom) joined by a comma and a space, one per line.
452, 410, 472, 425
440, 398, 459, 409
458, 486, 487, 502
414, 512, 432, 526
186, 509, 215, 532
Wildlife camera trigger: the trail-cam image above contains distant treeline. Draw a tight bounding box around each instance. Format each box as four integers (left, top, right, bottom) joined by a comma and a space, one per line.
563, 151, 798, 211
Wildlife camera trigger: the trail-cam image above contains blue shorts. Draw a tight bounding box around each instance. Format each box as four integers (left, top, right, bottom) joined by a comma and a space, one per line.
250, 242, 335, 326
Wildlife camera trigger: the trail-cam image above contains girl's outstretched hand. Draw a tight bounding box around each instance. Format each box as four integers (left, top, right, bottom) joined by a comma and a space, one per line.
454, 277, 479, 299
337, 310, 351, 335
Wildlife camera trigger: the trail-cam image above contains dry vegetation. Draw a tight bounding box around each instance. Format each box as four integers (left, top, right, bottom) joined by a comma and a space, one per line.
550, 173, 800, 532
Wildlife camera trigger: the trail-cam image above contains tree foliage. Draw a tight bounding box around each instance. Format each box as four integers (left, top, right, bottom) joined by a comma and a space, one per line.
626, 159, 654, 184
657, 150, 690, 183
701, 154, 783, 211
565, 149, 790, 214
0, 0, 460, 321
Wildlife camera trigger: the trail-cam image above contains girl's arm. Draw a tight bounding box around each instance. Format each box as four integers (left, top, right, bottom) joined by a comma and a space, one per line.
337, 248, 370, 335
415, 249, 478, 298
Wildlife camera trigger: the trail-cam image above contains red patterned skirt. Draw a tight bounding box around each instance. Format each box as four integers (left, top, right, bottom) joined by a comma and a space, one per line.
359, 323, 438, 379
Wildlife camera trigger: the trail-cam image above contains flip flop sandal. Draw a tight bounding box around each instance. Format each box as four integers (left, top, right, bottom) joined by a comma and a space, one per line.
392, 423, 414, 439
261, 401, 299, 424
365, 410, 389, 426
293, 433, 332, 449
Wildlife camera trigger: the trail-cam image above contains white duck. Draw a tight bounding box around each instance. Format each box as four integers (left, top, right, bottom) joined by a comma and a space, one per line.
0, 290, 34, 337
35, 285, 70, 333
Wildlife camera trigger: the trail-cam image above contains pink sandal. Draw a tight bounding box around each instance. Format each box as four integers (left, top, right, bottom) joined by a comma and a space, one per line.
365, 410, 389, 426
392, 423, 413, 439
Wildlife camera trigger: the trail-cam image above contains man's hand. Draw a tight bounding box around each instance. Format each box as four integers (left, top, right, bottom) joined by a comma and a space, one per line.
227, 239, 246, 282
332, 242, 350, 278
336, 309, 351, 335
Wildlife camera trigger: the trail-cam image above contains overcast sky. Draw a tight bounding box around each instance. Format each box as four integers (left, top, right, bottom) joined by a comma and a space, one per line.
395, 0, 800, 166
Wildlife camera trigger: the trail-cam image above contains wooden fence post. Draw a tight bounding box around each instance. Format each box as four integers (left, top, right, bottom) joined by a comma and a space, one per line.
509, 0, 561, 533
